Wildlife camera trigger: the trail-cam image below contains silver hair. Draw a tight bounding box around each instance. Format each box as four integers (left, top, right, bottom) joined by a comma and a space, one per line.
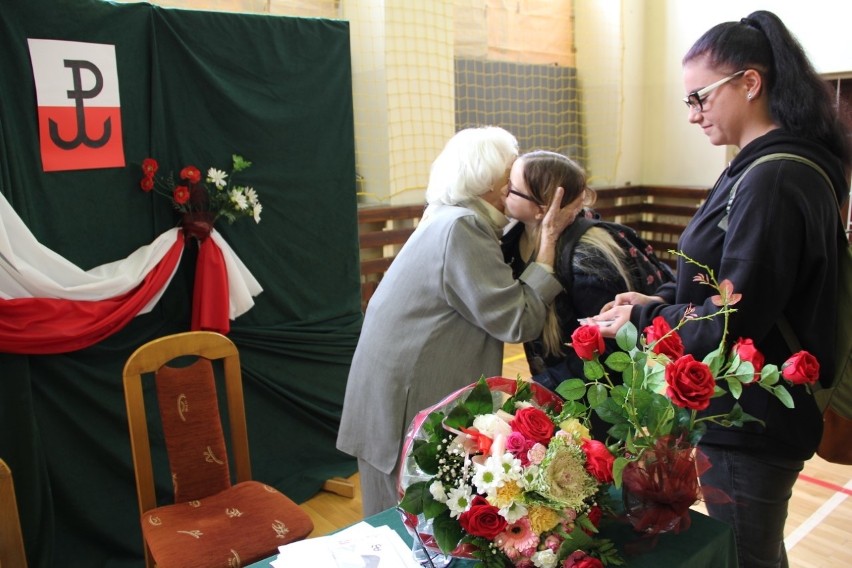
425, 126, 518, 205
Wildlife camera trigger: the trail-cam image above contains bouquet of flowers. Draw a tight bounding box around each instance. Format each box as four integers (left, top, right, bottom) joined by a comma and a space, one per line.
139, 154, 262, 238
561, 252, 820, 535
398, 376, 622, 568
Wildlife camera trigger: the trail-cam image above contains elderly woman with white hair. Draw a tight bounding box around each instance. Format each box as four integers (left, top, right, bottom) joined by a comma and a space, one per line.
337, 126, 576, 515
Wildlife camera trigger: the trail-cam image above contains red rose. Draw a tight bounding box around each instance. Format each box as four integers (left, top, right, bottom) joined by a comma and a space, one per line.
457, 495, 506, 540
141, 158, 158, 176
173, 185, 190, 205
665, 354, 715, 410
179, 165, 202, 183
581, 439, 614, 483
782, 351, 820, 385
586, 505, 603, 529
511, 407, 555, 445
140, 176, 154, 192
571, 325, 605, 361
644, 316, 684, 360
733, 337, 764, 382
562, 550, 604, 568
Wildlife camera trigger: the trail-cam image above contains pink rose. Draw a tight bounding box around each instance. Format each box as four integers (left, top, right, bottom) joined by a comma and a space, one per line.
732, 338, 764, 382
665, 354, 716, 411
644, 316, 684, 360
782, 351, 820, 385
581, 439, 615, 483
570, 325, 605, 361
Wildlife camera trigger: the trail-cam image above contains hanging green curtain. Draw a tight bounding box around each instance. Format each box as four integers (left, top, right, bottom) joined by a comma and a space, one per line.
0, 0, 361, 565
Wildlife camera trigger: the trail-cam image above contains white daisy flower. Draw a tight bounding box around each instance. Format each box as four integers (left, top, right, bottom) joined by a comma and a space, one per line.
497, 452, 523, 482
206, 168, 228, 189
229, 189, 249, 210
472, 455, 507, 494
446, 485, 472, 518
245, 187, 259, 206
499, 501, 528, 524
252, 202, 262, 223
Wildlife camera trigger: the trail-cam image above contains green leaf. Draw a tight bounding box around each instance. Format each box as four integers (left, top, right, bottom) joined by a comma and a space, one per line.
444, 404, 473, 430
412, 439, 440, 474
586, 383, 609, 408
555, 378, 587, 401
760, 364, 780, 386
421, 489, 446, 520
583, 359, 605, 380
644, 363, 665, 393
616, 322, 639, 351
773, 385, 795, 409
730, 360, 756, 385
612, 456, 631, 488
398, 481, 427, 515
433, 510, 465, 554
703, 346, 725, 375
231, 154, 252, 172
463, 379, 495, 416
604, 351, 632, 372
725, 376, 743, 400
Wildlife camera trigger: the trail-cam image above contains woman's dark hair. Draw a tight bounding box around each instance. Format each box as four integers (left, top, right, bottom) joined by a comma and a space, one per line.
521, 150, 590, 208
683, 10, 851, 170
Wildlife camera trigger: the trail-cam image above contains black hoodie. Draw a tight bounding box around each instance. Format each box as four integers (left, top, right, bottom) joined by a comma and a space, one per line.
633, 128, 848, 460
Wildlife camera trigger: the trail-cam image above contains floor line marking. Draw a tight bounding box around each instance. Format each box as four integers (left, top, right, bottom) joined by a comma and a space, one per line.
797, 473, 852, 497
786, 478, 852, 551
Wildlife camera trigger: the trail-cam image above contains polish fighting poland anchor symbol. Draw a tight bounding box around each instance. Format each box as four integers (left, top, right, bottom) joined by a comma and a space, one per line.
49, 60, 111, 150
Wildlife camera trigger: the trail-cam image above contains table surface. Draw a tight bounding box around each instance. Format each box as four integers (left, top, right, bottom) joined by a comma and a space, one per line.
249, 498, 738, 568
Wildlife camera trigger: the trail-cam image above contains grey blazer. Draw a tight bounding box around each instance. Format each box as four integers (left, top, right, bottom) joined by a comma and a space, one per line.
336, 201, 563, 475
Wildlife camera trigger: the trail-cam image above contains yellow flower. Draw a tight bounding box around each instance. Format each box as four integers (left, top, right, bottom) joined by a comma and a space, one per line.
559, 418, 590, 443
492, 480, 523, 508
527, 505, 561, 534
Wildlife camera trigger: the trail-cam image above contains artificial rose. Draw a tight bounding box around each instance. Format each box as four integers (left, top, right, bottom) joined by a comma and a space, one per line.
457, 495, 507, 540
173, 185, 190, 205
140, 176, 154, 192
511, 407, 555, 445
179, 165, 202, 184
562, 550, 604, 568
141, 158, 158, 175
644, 316, 684, 360
570, 325, 605, 361
782, 351, 820, 385
733, 337, 764, 382
581, 439, 615, 483
665, 354, 715, 410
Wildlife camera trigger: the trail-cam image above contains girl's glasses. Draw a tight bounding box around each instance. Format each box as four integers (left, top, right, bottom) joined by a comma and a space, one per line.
507, 187, 541, 205
683, 70, 745, 112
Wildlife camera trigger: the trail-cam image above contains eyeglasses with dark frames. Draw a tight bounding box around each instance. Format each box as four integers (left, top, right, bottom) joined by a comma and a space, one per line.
683, 70, 746, 112
507, 187, 542, 205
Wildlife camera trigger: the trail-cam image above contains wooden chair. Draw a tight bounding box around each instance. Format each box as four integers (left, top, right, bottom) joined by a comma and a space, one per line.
122, 331, 313, 568
0, 458, 28, 568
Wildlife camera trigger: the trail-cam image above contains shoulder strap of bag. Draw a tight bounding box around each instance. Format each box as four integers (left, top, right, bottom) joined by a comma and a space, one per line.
734, 153, 844, 400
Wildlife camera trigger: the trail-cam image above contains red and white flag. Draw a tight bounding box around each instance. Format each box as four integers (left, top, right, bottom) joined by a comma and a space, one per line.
27, 38, 125, 171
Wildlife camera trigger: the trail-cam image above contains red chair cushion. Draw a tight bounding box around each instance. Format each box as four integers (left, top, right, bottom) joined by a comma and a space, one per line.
156, 358, 231, 502
141, 480, 313, 568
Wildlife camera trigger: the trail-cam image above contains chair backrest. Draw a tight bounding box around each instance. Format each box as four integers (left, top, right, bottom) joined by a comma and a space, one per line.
122, 331, 252, 517
0, 458, 28, 568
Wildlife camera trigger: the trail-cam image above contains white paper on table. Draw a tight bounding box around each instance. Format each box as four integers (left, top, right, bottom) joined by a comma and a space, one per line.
273, 522, 420, 568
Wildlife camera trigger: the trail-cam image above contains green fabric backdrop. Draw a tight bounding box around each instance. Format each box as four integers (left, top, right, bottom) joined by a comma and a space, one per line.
0, 1, 361, 566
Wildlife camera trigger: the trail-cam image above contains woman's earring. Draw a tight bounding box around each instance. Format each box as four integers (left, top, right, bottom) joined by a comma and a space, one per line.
747, 92, 753, 100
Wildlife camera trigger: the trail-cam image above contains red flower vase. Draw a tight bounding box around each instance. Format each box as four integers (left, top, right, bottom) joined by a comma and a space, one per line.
181, 211, 215, 242
621, 437, 704, 536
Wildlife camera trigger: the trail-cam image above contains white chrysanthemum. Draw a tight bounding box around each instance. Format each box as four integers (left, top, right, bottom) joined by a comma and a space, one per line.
497, 452, 523, 482
532, 549, 558, 568
252, 202, 262, 223
230, 189, 249, 210
206, 168, 228, 189
472, 455, 507, 494
245, 187, 259, 206
472, 413, 512, 439
498, 501, 528, 524
429, 480, 448, 503
446, 484, 473, 518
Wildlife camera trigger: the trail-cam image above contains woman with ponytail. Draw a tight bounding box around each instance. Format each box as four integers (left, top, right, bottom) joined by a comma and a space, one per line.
597, 11, 851, 567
